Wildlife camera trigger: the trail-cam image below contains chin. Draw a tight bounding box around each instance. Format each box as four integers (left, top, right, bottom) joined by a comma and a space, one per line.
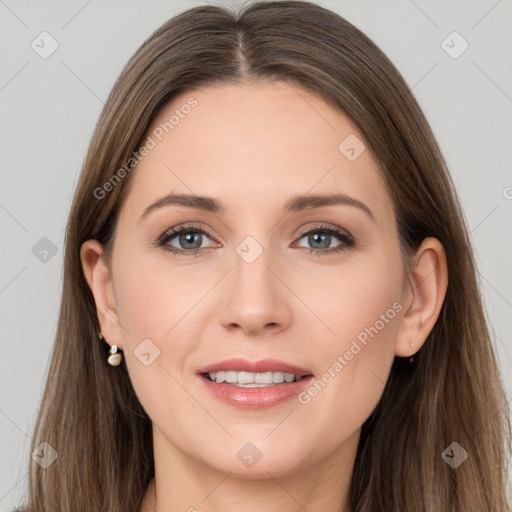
193, 438, 313, 480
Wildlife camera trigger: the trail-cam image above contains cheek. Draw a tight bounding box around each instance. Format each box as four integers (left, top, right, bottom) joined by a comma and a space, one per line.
109, 249, 201, 387
112, 249, 208, 342
296, 245, 403, 351
294, 252, 402, 433
110, 253, 204, 428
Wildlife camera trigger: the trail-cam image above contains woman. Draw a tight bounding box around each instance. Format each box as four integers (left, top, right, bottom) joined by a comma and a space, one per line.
19, 1, 511, 511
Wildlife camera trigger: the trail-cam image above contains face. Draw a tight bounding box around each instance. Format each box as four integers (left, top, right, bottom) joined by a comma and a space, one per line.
101, 80, 407, 478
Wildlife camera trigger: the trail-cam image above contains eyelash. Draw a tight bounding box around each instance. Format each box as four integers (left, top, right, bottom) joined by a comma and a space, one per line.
155, 222, 355, 257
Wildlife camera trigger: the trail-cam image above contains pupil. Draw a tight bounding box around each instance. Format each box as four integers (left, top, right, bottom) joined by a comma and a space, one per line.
310, 232, 330, 249
181, 232, 201, 249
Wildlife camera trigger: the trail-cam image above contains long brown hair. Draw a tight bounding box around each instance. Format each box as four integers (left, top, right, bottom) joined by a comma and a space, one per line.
21, 1, 511, 510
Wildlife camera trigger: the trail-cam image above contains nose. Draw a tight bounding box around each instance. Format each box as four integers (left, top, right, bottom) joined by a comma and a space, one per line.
218, 242, 292, 337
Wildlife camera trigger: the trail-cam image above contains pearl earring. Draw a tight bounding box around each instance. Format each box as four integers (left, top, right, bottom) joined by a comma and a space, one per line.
99, 332, 123, 366
107, 345, 123, 366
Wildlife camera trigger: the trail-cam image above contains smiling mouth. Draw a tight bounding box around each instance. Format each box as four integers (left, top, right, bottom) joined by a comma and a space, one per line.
201, 371, 312, 387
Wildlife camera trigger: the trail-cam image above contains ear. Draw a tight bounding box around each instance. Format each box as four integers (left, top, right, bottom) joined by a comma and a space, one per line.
395, 237, 448, 357
80, 239, 124, 350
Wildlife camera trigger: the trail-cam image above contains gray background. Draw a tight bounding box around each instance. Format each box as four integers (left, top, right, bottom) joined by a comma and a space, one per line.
1, 0, 511, 509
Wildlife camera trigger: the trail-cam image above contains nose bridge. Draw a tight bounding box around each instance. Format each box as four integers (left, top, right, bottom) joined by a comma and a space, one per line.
218, 230, 292, 335
234, 233, 275, 296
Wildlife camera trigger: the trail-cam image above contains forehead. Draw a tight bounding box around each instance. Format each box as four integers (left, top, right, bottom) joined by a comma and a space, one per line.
121, 80, 391, 221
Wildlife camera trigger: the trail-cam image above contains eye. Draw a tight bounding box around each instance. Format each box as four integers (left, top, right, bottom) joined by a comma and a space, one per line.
156, 223, 217, 257
155, 223, 354, 257
293, 224, 354, 256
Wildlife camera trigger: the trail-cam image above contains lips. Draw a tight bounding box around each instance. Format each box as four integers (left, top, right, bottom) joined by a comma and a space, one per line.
197, 358, 312, 377
196, 358, 314, 410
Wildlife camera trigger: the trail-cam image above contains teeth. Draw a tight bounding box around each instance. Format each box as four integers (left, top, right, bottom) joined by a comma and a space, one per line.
284, 373, 295, 383
207, 371, 302, 386
272, 372, 284, 383
226, 371, 237, 383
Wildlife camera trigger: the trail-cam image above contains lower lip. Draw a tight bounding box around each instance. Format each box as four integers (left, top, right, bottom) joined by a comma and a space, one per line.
198, 374, 314, 410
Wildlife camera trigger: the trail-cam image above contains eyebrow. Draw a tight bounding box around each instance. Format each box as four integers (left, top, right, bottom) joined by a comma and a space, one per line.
140, 192, 375, 222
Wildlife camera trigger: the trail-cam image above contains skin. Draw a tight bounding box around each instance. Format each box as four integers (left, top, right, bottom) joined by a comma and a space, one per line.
81, 80, 448, 512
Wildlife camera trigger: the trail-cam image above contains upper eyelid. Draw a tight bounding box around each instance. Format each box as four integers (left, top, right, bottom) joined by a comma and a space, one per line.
296, 223, 352, 237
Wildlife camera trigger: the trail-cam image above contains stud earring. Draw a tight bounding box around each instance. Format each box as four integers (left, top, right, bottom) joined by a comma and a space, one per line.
409, 341, 415, 364
99, 332, 123, 366
107, 344, 123, 366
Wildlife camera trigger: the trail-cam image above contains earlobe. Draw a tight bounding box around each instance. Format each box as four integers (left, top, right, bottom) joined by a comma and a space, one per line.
80, 239, 124, 349
395, 237, 448, 357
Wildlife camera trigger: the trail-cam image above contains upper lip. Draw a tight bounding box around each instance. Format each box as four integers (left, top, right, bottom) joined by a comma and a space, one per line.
197, 358, 313, 377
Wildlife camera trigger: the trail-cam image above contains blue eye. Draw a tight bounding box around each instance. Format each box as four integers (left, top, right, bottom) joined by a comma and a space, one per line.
156, 223, 354, 257
156, 223, 214, 257
294, 225, 354, 256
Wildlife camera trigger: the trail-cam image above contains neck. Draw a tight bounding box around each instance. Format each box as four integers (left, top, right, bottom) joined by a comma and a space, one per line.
139, 428, 359, 512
